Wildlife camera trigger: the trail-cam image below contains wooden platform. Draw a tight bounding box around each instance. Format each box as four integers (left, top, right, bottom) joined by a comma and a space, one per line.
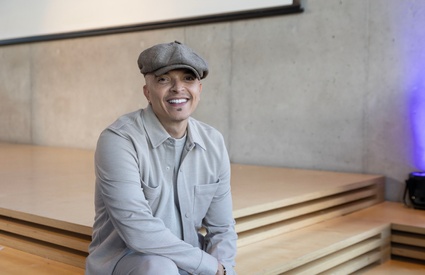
363, 259, 425, 275
235, 201, 425, 274
1, 143, 423, 274
0, 246, 84, 275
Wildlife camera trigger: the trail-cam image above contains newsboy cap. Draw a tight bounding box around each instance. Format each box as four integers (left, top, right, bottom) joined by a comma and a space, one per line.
137, 41, 208, 79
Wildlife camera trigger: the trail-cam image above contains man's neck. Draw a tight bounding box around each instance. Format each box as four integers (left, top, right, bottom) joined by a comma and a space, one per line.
164, 122, 188, 139
150, 107, 189, 138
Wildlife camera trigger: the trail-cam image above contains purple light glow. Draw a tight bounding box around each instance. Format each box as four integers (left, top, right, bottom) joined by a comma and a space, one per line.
410, 85, 425, 170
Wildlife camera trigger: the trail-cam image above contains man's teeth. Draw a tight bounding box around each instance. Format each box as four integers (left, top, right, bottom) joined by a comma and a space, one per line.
168, 99, 187, 104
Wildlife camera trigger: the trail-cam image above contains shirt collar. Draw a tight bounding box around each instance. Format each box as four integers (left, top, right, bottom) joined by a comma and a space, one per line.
187, 118, 206, 151
142, 105, 206, 151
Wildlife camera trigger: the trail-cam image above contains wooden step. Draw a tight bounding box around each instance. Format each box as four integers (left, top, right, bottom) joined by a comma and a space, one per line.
320, 250, 384, 274
230, 164, 384, 219
361, 259, 425, 275
0, 143, 385, 269
235, 213, 391, 274
0, 231, 87, 269
392, 229, 425, 261
0, 215, 90, 252
235, 202, 425, 274
2, 246, 423, 275
345, 201, 425, 263
0, 245, 84, 275
237, 184, 382, 247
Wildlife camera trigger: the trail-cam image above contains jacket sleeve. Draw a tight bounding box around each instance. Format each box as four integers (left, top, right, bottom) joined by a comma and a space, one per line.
95, 129, 218, 275
202, 139, 238, 275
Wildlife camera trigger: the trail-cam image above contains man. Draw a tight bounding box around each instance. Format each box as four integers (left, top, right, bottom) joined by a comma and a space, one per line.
86, 41, 237, 275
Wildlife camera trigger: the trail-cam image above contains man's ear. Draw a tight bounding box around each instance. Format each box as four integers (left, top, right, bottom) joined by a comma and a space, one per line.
143, 85, 150, 103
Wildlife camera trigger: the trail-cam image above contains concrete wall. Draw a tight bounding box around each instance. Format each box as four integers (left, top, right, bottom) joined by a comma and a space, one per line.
1, 0, 424, 201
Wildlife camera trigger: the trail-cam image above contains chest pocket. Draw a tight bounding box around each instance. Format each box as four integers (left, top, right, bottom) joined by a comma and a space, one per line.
140, 179, 162, 212
193, 182, 220, 225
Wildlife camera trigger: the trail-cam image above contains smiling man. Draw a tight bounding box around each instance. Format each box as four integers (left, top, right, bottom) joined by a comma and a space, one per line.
86, 41, 237, 275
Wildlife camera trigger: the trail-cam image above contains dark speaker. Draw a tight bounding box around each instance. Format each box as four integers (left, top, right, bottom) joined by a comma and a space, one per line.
404, 172, 425, 210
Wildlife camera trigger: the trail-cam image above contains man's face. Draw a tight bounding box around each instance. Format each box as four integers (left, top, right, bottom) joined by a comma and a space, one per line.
143, 69, 202, 131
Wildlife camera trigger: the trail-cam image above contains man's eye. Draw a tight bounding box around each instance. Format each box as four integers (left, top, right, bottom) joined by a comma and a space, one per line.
157, 77, 169, 83
184, 75, 195, 81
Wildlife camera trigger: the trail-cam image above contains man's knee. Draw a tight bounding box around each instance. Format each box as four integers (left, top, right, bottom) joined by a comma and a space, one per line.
113, 253, 179, 275
141, 255, 179, 274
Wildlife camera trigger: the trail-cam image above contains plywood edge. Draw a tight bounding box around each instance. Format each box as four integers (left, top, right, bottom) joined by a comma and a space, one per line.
235, 218, 389, 274
237, 197, 385, 247
392, 223, 425, 235
235, 186, 378, 233
233, 177, 384, 219
283, 236, 384, 275
0, 215, 90, 252
0, 232, 87, 268
361, 259, 425, 275
0, 245, 85, 275
0, 208, 92, 236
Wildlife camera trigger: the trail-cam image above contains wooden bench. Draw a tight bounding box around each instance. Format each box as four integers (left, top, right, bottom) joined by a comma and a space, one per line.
235, 201, 425, 274
0, 143, 385, 268
1, 245, 424, 275
1, 143, 424, 274
363, 259, 425, 274
0, 246, 84, 275
2, 204, 424, 275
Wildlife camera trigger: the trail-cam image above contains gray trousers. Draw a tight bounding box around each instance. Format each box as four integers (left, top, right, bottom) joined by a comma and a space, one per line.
112, 253, 190, 275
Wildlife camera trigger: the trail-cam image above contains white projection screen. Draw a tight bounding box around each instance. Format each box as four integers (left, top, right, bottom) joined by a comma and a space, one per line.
0, 0, 302, 45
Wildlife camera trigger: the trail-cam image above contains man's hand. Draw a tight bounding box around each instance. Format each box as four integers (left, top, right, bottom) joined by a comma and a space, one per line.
216, 263, 225, 275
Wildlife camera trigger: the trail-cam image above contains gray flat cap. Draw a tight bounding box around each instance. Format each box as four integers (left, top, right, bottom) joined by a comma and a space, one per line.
137, 41, 208, 79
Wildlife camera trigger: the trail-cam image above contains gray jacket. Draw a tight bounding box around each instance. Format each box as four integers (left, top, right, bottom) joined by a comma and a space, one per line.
86, 105, 237, 274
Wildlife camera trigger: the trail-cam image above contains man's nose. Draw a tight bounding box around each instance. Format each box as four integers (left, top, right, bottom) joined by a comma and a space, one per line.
171, 79, 185, 92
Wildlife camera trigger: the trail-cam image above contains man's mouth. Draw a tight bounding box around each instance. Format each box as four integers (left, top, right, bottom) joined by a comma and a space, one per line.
168, 99, 188, 104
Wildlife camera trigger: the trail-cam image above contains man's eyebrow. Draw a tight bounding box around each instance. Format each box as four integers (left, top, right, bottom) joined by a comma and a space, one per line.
155, 73, 169, 78
183, 69, 196, 76
156, 69, 196, 77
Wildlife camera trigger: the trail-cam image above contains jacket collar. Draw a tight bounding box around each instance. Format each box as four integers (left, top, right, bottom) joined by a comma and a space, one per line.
142, 105, 206, 151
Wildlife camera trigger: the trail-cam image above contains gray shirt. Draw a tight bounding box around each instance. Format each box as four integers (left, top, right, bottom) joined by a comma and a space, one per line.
168, 133, 186, 239
86, 105, 237, 275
